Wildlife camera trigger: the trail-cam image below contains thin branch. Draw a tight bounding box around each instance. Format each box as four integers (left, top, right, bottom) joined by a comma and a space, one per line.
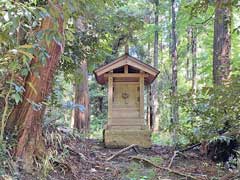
195, 13, 214, 25
220, 172, 240, 180
130, 155, 205, 180
180, 143, 201, 152
168, 143, 201, 168
106, 144, 138, 161
168, 150, 179, 168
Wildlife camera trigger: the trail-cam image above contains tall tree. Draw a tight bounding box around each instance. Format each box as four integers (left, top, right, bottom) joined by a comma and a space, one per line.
152, 0, 160, 132
186, 27, 192, 81
70, 17, 90, 132
191, 29, 197, 93
144, 13, 153, 129
213, 0, 231, 85
71, 60, 90, 132
6, 13, 64, 171
171, 0, 179, 145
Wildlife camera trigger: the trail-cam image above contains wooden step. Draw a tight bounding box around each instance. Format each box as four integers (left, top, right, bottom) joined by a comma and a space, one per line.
110, 119, 145, 129
109, 117, 144, 122
112, 106, 139, 110
111, 118, 143, 124
110, 125, 142, 130
112, 110, 139, 118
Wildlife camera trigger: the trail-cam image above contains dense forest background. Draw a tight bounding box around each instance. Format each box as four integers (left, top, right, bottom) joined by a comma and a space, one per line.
0, 0, 240, 179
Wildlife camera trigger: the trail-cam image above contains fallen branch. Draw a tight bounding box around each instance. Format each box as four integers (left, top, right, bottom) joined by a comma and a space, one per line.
106, 144, 138, 161
168, 150, 178, 168
130, 155, 205, 180
220, 172, 240, 180
180, 143, 201, 152
168, 150, 191, 168
168, 143, 201, 168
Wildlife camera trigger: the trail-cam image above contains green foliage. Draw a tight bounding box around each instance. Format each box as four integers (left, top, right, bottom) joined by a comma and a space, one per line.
0, 0, 239, 176
178, 76, 240, 142
89, 78, 107, 138
43, 73, 76, 128
151, 132, 173, 145
0, 140, 17, 177
148, 156, 163, 166
122, 161, 157, 180
0, 142, 7, 175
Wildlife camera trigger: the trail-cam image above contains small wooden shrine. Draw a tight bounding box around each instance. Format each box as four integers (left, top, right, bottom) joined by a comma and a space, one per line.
94, 54, 159, 148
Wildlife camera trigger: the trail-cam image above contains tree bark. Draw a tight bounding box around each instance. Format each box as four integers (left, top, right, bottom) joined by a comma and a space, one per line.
71, 60, 90, 133
186, 27, 192, 81
145, 13, 153, 130
191, 29, 197, 93
152, 0, 160, 132
171, 0, 179, 145
213, 0, 231, 85
98, 97, 103, 113
147, 85, 153, 129
6, 4, 64, 170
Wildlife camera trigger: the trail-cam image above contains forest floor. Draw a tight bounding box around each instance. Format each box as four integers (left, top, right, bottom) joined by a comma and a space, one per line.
13, 127, 238, 180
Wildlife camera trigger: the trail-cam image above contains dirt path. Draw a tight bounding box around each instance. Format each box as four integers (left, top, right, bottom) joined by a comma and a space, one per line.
9, 125, 236, 180
42, 138, 233, 180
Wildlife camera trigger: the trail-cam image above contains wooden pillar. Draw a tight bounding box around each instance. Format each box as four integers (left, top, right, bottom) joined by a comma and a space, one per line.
146, 85, 151, 129
139, 72, 144, 119
108, 72, 113, 125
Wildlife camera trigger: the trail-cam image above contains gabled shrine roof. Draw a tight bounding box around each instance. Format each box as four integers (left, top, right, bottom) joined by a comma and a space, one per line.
94, 54, 160, 85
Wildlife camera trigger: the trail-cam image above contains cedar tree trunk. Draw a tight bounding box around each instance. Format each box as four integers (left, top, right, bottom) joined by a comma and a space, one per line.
6, 4, 64, 170
213, 0, 231, 85
71, 60, 90, 132
191, 29, 197, 93
171, 0, 179, 145
186, 27, 192, 81
152, 0, 160, 132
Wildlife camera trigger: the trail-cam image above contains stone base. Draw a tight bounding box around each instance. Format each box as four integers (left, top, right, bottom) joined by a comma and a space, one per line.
103, 128, 152, 148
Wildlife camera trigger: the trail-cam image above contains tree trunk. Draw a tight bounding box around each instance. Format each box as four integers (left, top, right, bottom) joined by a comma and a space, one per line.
98, 97, 103, 113
191, 29, 197, 93
147, 85, 153, 129
71, 60, 90, 133
213, 0, 231, 85
186, 27, 192, 81
171, 0, 179, 145
147, 41, 151, 64
147, 39, 153, 130
6, 6, 64, 171
145, 14, 153, 129
152, 0, 160, 133
145, 14, 151, 65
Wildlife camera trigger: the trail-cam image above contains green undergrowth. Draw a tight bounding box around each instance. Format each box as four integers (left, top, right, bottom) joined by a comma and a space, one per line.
89, 129, 103, 139
0, 142, 7, 175
122, 156, 163, 180
123, 161, 156, 180
151, 131, 191, 146
89, 114, 105, 139
151, 132, 173, 145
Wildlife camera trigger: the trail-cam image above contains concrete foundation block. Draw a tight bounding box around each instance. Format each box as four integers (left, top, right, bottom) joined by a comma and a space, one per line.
103, 129, 152, 148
